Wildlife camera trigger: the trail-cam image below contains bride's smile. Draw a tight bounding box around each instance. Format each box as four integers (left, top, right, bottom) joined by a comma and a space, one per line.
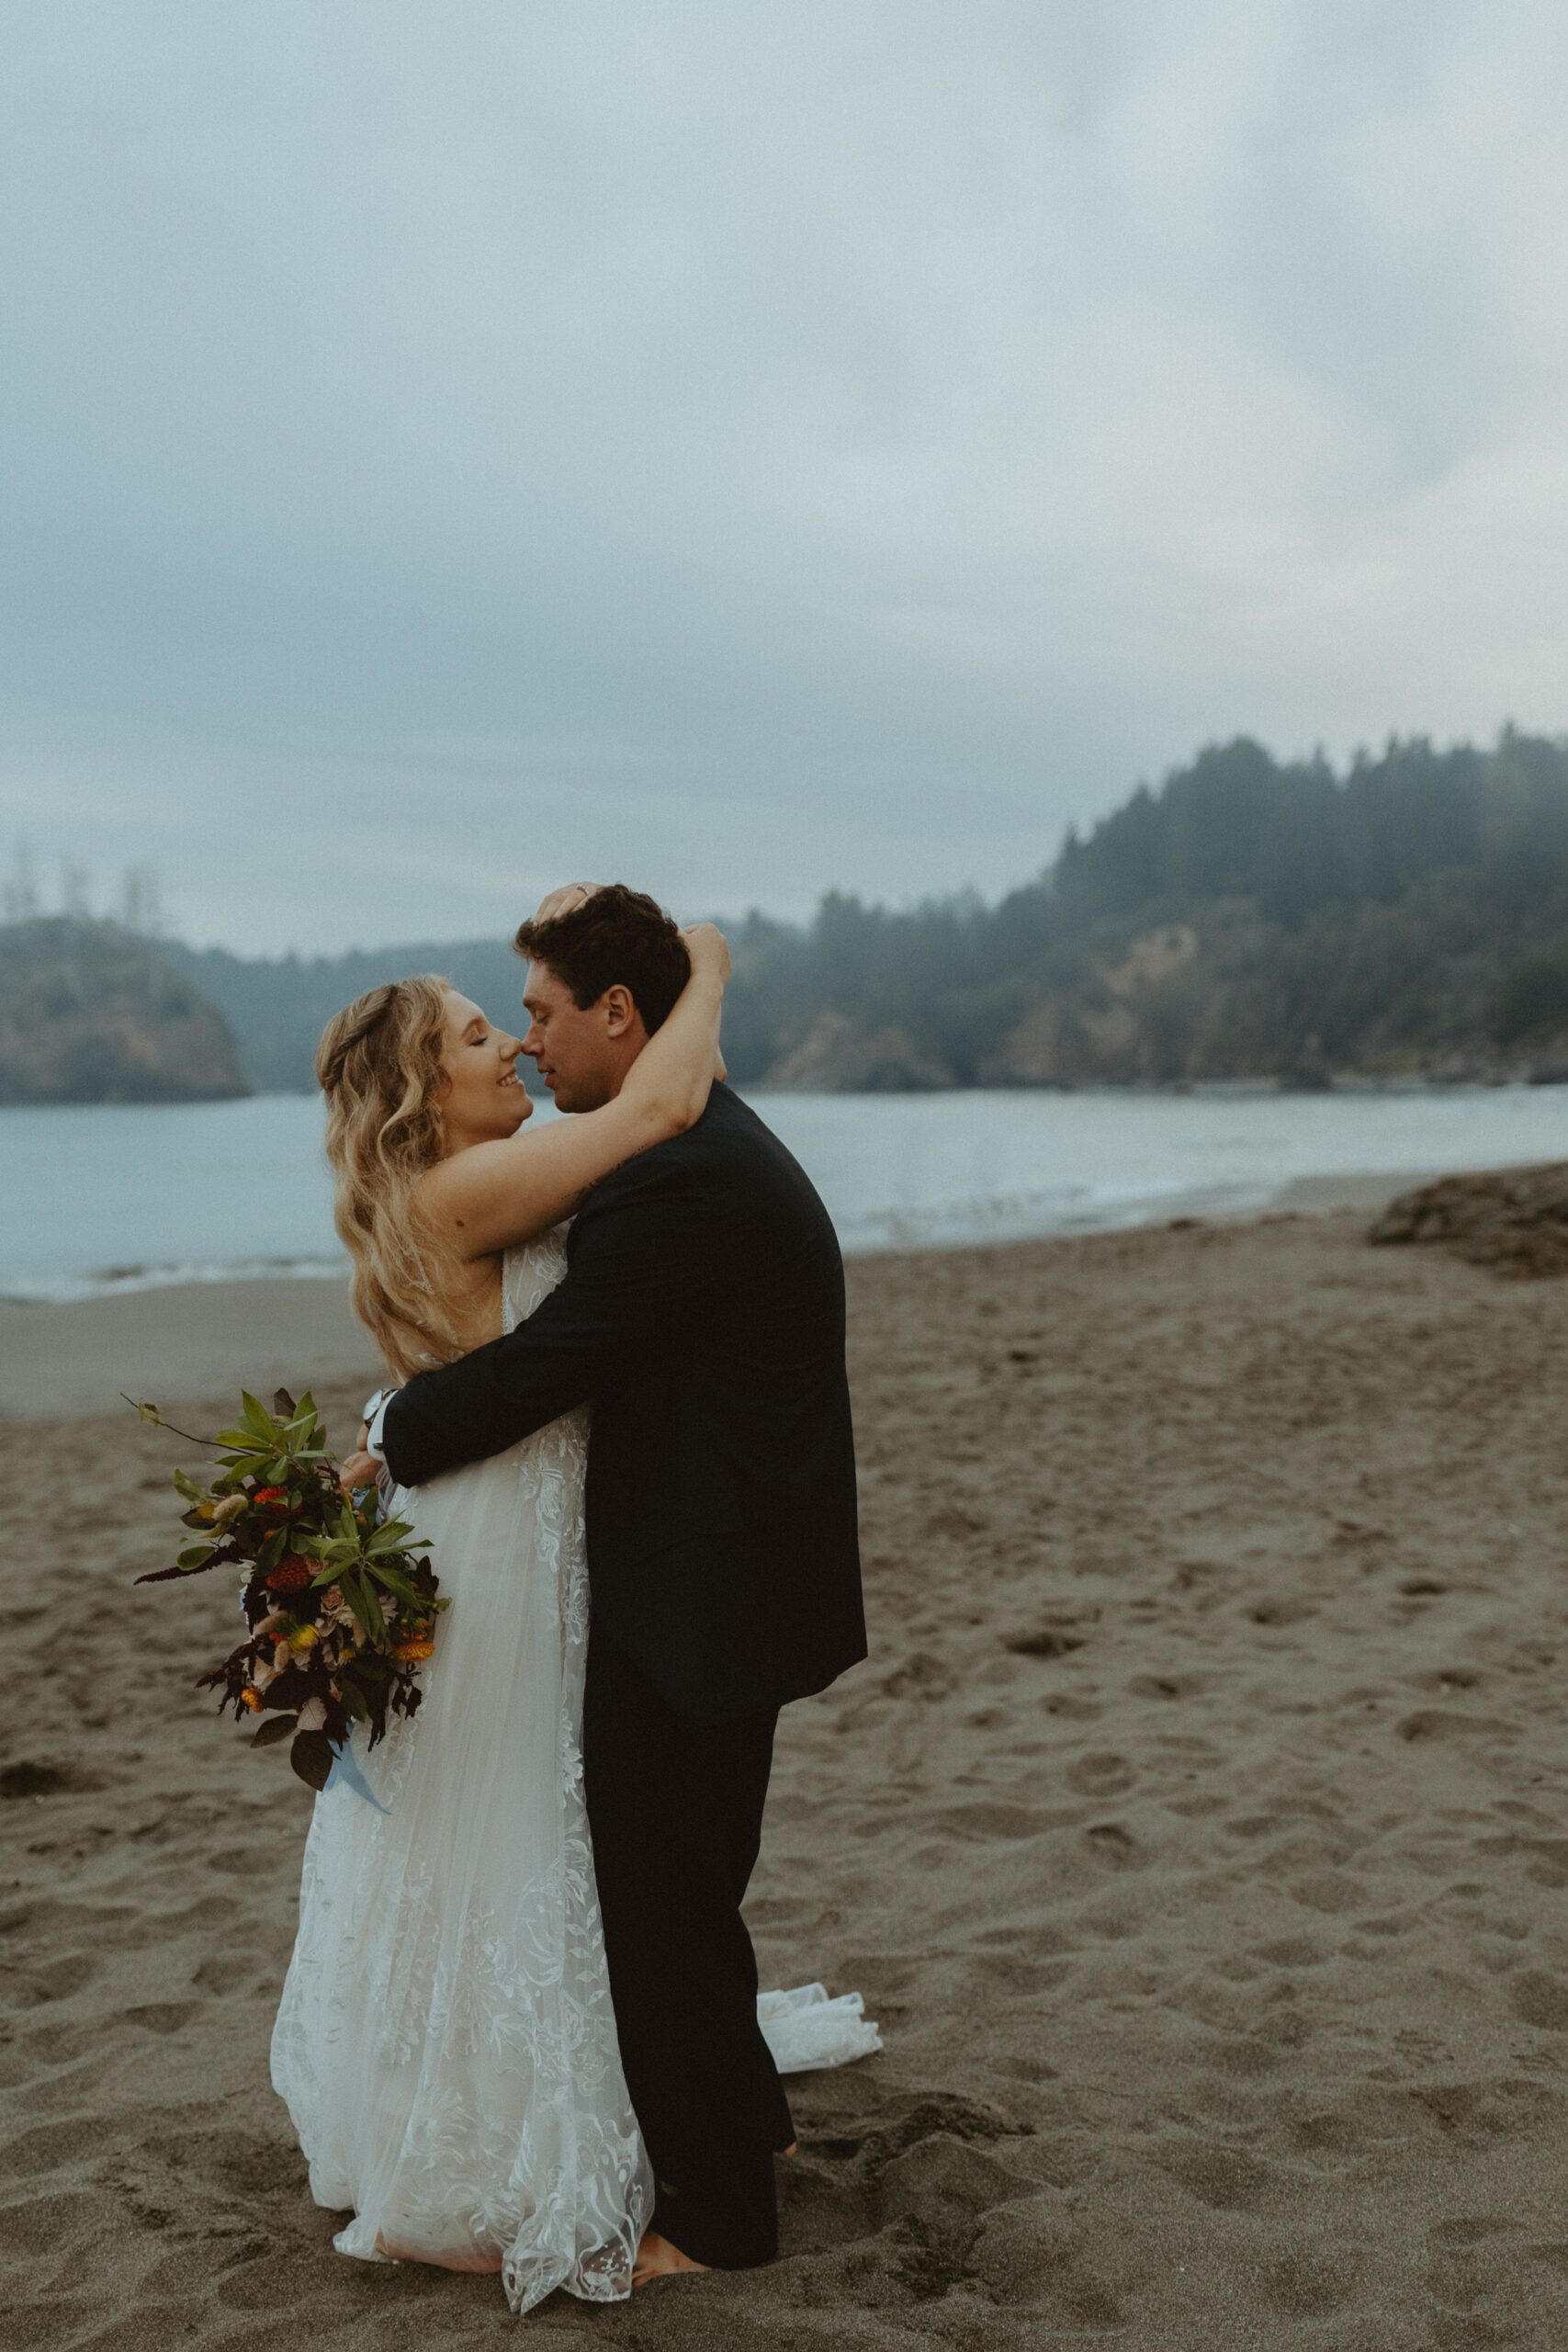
434, 990, 533, 1152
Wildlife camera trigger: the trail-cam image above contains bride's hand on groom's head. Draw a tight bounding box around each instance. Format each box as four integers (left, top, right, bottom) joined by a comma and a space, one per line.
680, 922, 731, 989
533, 881, 599, 924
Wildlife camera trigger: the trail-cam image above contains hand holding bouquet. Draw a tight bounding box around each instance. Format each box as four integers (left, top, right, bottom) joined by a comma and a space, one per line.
130, 1387, 447, 1792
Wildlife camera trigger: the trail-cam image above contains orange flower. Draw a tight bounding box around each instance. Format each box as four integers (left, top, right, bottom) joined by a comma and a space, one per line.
392, 1636, 435, 1663
240, 1687, 264, 1712
267, 1557, 312, 1592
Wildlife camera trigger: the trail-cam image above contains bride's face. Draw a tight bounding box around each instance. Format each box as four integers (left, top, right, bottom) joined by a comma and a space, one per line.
435, 990, 530, 1149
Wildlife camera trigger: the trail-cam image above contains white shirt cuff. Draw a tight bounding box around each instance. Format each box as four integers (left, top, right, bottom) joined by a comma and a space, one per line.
363, 1388, 397, 1463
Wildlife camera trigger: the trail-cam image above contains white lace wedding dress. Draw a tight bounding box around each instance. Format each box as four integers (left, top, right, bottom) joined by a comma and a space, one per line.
271, 1227, 878, 2313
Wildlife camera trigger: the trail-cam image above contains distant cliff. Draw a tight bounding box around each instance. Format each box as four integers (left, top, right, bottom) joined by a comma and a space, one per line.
0, 918, 251, 1104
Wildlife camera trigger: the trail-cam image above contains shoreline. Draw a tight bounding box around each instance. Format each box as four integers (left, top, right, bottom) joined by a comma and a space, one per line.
0, 1168, 1436, 1425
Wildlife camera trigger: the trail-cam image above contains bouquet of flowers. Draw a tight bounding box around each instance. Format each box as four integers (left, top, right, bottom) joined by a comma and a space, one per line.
130, 1386, 447, 1792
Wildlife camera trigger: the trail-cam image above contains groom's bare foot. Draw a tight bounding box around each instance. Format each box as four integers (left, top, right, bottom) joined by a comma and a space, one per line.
633, 2229, 710, 2287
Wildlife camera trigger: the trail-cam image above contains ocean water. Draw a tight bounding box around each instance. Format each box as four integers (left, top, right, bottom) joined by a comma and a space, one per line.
0, 1084, 1562, 1303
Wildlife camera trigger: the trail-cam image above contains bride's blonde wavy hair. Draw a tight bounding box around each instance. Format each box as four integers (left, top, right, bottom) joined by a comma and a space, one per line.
316, 977, 464, 1378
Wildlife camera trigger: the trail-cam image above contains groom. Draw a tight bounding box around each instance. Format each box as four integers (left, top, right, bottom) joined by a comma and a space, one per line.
367, 883, 866, 2278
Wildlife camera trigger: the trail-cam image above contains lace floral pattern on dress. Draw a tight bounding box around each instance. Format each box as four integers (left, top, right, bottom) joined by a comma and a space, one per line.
270, 1227, 653, 2312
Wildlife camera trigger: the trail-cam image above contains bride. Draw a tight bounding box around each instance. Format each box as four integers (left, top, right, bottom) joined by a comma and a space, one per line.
271, 909, 874, 2312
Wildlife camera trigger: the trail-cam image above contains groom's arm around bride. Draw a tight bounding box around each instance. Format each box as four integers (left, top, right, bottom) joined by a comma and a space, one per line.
378, 1016, 865, 1729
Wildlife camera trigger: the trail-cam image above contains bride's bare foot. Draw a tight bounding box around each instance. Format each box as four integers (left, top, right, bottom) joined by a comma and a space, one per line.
373, 2232, 502, 2273
782, 2141, 798, 2156
633, 2229, 710, 2287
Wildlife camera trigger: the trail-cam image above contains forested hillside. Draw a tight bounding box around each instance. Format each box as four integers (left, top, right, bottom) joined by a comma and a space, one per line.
165, 937, 540, 1097
169, 728, 1568, 1091
0, 918, 250, 1103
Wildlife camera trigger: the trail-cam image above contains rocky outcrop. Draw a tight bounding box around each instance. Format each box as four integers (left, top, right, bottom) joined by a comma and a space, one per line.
0, 918, 251, 1104
765, 1011, 953, 1092
1369, 1163, 1568, 1277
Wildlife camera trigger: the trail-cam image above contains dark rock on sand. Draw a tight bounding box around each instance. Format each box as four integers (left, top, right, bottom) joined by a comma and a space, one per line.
1369, 1160, 1568, 1276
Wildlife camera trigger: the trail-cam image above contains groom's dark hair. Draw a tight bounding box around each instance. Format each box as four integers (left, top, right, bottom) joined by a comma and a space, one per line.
513, 884, 692, 1034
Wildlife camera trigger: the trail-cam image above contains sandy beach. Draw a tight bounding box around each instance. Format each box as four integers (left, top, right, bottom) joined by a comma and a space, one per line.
5, 1193, 1568, 2349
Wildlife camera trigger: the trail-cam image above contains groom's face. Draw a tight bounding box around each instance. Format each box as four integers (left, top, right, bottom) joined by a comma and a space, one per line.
521, 958, 644, 1113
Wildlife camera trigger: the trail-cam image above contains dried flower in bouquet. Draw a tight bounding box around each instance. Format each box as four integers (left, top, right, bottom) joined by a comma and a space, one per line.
130, 1387, 447, 1792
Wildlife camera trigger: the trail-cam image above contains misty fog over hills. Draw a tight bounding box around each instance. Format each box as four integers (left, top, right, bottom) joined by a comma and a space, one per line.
164, 729, 1568, 1098
7, 729, 1568, 1103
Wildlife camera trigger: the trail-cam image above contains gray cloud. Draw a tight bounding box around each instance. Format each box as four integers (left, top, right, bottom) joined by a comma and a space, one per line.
2, 1, 1566, 949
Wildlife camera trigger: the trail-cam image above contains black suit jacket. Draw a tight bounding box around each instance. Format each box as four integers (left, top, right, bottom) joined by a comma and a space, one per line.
380, 1083, 866, 1724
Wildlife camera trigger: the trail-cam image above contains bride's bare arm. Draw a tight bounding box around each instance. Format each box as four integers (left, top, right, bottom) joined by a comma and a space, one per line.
416, 923, 730, 1260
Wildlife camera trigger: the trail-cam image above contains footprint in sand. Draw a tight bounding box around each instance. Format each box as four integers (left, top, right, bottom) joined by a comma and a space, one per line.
969, 2199, 1123, 2324
0, 1762, 74, 1800
1066, 1753, 1135, 1798
124, 2000, 197, 2036
1005, 1628, 1087, 1659
7, 1951, 98, 2008
1508, 1970, 1568, 2032
936, 1801, 1049, 1840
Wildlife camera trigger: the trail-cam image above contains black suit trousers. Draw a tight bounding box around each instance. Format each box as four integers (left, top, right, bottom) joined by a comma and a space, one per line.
582, 1627, 795, 2268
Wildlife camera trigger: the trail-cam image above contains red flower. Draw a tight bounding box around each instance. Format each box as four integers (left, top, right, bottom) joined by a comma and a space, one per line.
252, 1486, 290, 1511
267, 1556, 313, 1591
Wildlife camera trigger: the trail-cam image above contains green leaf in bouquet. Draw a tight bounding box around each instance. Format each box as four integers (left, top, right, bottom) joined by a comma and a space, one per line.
365, 1521, 425, 1556
173, 1468, 207, 1504
355, 1573, 387, 1642
342, 1574, 385, 1642
335, 1677, 370, 1723
251, 1712, 299, 1748
240, 1389, 276, 1438
271, 1388, 298, 1421
176, 1543, 216, 1569
367, 1561, 427, 1611
256, 1526, 288, 1572
289, 1729, 335, 1792
377, 1516, 426, 1545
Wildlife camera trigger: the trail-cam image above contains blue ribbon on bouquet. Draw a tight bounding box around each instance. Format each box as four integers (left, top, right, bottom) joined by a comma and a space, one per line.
325, 1736, 390, 1814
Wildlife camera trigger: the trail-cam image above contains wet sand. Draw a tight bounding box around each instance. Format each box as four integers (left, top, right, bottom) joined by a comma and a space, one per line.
5, 1197, 1568, 2348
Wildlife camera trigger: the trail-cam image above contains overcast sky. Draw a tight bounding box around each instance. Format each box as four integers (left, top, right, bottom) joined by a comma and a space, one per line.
3, 3, 1567, 955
